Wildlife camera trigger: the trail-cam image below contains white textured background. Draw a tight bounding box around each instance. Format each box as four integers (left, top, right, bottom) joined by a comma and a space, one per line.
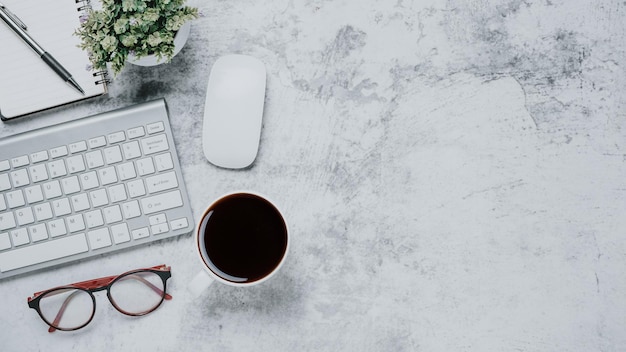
1, 0, 625, 351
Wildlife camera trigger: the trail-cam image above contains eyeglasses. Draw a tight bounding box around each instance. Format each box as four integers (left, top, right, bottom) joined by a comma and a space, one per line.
27, 264, 172, 333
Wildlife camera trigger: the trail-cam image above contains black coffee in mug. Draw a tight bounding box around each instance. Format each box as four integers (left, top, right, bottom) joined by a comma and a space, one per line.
198, 193, 288, 284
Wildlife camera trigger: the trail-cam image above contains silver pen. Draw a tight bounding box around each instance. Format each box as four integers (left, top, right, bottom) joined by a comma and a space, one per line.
0, 2, 84, 95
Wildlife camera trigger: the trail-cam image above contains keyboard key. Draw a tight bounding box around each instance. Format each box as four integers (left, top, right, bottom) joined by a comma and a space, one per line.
149, 213, 167, 226
127, 126, 145, 139
48, 219, 67, 238
136, 157, 155, 176
6, 191, 25, 209
30, 151, 48, 163
67, 214, 85, 233
85, 150, 105, 169
25, 185, 44, 204
48, 159, 67, 178
104, 146, 123, 164
127, 179, 146, 198
10, 228, 29, 246
10, 169, 30, 188
151, 223, 169, 235
80, 171, 99, 190
88, 136, 106, 149
52, 198, 72, 217
89, 189, 109, 208
108, 184, 127, 203
66, 155, 86, 173
170, 217, 189, 231
71, 194, 90, 212
122, 141, 141, 160
29, 224, 48, 243
33, 203, 53, 221
117, 162, 136, 181
43, 180, 63, 199
0, 160, 9, 172
16, 207, 35, 226
146, 171, 178, 194
98, 166, 118, 186
147, 122, 165, 134
29, 164, 49, 183
122, 200, 141, 219
141, 190, 183, 215
49, 146, 68, 159
154, 153, 174, 171
108, 131, 126, 144
0, 233, 88, 272
110, 223, 130, 244
61, 176, 81, 195
11, 155, 29, 168
0, 213, 16, 231
131, 227, 149, 240
0, 233, 10, 251
0, 196, 6, 211
85, 209, 104, 228
0, 174, 10, 191
88, 228, 111, 249
104, 205, 122, 224
69, 141, 87, 154
141, 134, 169, 155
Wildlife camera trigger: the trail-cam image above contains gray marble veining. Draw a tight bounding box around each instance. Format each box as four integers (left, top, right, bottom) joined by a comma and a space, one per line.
0, 0, 624, 351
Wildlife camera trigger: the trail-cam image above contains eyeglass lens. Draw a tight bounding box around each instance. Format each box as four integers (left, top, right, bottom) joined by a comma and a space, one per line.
109, 271, 166, 315
38, 288, 93, 331
36, 270, 167, 331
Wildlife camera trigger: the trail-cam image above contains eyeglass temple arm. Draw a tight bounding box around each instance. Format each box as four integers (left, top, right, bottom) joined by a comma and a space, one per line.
47, 289, 84, 333
29, 275, 118, 298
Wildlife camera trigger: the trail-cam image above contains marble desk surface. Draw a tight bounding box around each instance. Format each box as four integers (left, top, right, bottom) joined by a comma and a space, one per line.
1, 1, 625, 351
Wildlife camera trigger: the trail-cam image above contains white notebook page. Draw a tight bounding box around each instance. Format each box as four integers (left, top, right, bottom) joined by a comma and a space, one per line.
0, 0, 106, 118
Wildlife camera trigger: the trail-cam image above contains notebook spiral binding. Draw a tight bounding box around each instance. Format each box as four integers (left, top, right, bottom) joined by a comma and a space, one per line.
93, 71, 111, 86
76, 0, 91, 12
76, 0, 110, 87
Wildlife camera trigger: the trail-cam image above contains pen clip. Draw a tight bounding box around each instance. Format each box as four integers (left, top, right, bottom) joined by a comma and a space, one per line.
0, 3, 28, 30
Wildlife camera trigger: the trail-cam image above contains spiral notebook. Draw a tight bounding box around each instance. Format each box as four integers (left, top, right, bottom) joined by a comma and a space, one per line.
0, 0, 108, 120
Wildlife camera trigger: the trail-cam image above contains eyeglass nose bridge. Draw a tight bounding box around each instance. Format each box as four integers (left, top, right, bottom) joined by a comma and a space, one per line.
71, 275, 119, 291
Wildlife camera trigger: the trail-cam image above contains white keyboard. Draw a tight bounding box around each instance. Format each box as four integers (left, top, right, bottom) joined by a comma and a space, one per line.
0, 99, 193, 280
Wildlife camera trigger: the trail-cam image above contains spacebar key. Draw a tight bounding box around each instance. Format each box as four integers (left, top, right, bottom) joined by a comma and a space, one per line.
0, 234, 89, 272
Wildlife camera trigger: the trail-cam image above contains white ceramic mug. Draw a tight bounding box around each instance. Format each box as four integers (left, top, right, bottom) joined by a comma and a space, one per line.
189, 191, 289, 296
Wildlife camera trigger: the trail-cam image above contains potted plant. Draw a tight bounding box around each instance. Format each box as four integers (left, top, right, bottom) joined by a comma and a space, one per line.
76, 0, 198, 74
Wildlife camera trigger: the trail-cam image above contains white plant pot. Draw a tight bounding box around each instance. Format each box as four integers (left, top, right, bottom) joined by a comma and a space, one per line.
127, 21, 192, 67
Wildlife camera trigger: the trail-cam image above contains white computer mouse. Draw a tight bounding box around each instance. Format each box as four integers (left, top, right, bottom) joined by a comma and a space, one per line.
202, 55, 266, 169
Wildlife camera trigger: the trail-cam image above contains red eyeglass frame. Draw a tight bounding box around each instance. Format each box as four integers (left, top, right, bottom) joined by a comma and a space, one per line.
27, 264, 173, 333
